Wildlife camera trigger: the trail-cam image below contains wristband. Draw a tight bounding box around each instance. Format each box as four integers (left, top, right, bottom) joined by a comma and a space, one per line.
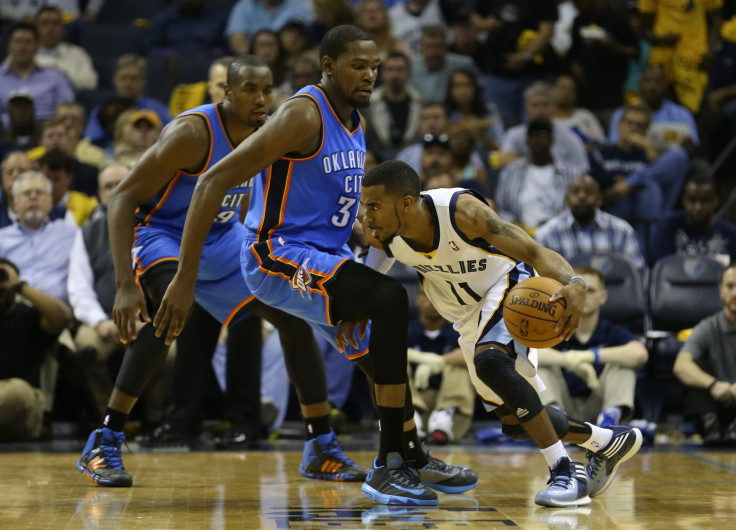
591, 347, 600, 364
708, 379, 718, 392
570, 275, 587, 288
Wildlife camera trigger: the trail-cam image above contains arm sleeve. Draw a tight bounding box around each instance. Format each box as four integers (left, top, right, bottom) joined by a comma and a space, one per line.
364, 246, 396, 275
67, 230, 109, 327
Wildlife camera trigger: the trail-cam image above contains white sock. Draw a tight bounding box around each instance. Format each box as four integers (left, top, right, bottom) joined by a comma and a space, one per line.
579, 423, 614, 452
540, 440, 569, 468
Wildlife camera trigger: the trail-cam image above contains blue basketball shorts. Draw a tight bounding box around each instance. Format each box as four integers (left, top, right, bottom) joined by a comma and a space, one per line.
133, 223, 253, 325
241, 237, 370, 360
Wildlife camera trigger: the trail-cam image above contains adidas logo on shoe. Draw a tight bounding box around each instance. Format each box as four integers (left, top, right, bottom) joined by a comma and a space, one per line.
516, 408, 529, 418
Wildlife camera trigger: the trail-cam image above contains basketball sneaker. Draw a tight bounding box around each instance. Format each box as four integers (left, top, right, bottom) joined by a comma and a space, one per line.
299, 431, 369, 482
77, 428, 132, 487
534, 457, 591, 508
362, 452, 439, 506
412, 455, 479, 493
585, 425, 642, 497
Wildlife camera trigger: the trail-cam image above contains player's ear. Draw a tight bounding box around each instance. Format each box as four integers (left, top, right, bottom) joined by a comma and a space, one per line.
223, 84, 232, 101
322, 56, 334, 77
401, 194, 414, 211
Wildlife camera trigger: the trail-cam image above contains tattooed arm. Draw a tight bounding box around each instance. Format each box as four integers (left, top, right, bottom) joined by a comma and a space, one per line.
454, 192, 585, 339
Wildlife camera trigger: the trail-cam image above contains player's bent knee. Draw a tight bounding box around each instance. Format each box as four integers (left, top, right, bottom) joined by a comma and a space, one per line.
473, 348, 543, 422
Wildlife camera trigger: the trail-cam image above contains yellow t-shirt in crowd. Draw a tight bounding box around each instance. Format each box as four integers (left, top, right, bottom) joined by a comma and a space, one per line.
639, 0, 723, 62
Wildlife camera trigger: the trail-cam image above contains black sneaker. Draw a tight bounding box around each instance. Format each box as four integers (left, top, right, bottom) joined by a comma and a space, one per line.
77, 428, 132, 487
361, 452, 439, 506
412, 455, 479, 493
585, 426, 642, 497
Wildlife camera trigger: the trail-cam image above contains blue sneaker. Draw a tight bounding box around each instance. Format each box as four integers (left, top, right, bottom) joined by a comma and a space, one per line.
534, 458, 591, 508
299, 431, 368, 482
362, 452, 438, 506
586, 426, 642, 497
77, 428, 132, 487
597, 408, 621, 428
412, 455, 479, 493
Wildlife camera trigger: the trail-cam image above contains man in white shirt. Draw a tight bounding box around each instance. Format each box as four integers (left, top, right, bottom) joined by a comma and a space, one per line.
35, 6, 98, 91
495, 117, 582, 232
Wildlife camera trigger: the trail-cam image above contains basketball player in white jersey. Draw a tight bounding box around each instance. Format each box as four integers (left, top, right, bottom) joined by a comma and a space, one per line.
338, 160, 643, 507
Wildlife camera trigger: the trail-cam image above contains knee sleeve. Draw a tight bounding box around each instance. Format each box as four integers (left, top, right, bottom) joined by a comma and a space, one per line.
473, 348, 543, 422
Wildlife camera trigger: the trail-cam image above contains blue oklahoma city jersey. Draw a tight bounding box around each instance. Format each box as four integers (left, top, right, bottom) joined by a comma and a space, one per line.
244, 85, 366, 249
135, 103, 256, 237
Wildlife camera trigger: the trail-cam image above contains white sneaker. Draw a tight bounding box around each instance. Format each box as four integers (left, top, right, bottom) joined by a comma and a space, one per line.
428, 408, 455, 444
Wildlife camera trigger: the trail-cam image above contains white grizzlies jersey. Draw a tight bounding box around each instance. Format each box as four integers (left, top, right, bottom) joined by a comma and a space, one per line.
385, 188, 535, 328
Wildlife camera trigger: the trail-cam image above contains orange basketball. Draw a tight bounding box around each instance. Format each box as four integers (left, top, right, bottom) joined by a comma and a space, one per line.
503, 277, 567, 348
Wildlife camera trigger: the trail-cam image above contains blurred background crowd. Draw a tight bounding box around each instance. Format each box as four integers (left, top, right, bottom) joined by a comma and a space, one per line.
2, 0, 736, 449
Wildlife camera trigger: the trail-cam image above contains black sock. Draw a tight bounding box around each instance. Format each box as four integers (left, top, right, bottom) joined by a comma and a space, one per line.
377, 406, 405, 466
102, 408, 128, 432
404, 428, 428, 467
305, 414, 331, 439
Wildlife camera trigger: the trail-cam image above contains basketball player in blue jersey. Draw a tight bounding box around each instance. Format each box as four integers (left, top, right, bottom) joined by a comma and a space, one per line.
156, 26, 477, 506
343, 160, 644, 507
77, 56, 369, 488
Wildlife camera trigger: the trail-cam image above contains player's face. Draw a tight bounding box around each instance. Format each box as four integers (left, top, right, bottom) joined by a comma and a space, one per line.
329, 40, 380, 109
361, 184, 403, 245
226, 66, 274, 128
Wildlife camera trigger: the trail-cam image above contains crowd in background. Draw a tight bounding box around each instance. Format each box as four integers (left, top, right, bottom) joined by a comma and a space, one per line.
2, 0, 736, 447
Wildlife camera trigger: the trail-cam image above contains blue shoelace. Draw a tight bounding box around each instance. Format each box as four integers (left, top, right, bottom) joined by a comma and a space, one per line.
101, 433, 126, 470
324, 436, 357, 466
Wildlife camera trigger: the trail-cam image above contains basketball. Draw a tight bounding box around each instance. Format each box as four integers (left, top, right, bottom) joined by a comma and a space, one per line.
503, 277, 567, 348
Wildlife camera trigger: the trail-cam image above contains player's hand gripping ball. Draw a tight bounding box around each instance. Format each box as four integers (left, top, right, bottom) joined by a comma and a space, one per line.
503, 277, 566, 348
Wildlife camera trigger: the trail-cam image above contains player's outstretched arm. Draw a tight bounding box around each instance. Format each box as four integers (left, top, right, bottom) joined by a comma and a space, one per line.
453, 193, 586, 340
108, 117, 209, 344
155, 98, 322, 345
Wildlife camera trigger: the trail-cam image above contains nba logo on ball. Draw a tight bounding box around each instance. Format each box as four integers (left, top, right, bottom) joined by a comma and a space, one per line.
503, 277, 566, 348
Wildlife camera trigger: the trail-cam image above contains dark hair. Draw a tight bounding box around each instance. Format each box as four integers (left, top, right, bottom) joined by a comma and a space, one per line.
319, 24, 373, 61
37, 5, 62, 17
227, 54, 269, 87
0, 258, 20, 276
11, 22, 39, 40
363, 160, 421, 199
685, 174, 716, 189
445, 68, 488, 117
39, 148, 75, 174
527, 117, 553, 137
573, 266, 605, 286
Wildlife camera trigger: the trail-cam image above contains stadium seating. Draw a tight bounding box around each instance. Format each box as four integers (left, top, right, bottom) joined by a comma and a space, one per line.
567, 252, 647, 333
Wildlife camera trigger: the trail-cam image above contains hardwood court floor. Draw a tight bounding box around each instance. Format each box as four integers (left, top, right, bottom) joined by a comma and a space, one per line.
1, 444, 735, 529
